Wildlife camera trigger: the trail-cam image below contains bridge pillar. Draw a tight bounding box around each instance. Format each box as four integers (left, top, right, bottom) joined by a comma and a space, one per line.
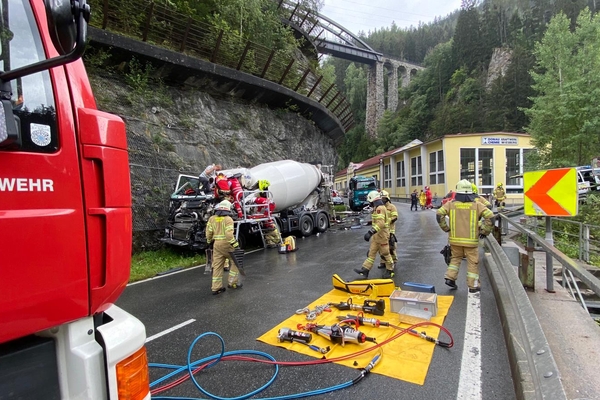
401, 69, 411, 88
387, 65, 398, 113
366, 61, 384, 138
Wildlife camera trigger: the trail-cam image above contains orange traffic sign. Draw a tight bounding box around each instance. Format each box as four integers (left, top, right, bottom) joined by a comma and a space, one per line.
524, 168, 578, 217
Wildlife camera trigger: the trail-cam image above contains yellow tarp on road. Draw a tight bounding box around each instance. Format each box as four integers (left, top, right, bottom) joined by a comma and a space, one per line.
257, 289, 454, 385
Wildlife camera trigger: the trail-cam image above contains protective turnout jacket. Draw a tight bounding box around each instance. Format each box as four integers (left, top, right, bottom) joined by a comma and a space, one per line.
436, 201, 494, 247
384, 202, 398, 234
206, 215, 237, 247
371, 202, 390, 244
493, 187, 506, 202
475, 195, 493, 210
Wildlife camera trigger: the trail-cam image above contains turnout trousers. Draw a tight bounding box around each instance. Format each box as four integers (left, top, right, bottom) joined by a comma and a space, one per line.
445, 245, 480, 290
363, 241, 394, 271
212, 240, 240, 291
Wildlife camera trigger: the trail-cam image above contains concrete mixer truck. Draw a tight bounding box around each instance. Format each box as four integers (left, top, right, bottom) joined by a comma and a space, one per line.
160, 160, 334, 250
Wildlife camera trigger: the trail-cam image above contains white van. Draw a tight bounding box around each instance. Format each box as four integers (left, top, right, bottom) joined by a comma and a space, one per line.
576, 166, 600, 198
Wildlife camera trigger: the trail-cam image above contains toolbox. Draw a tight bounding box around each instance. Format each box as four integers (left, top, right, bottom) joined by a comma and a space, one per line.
389, 290, 438, 316
402, 282, 436, 293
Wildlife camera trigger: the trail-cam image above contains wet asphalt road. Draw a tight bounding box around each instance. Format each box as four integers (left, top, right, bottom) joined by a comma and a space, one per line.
118, 202, 515, 399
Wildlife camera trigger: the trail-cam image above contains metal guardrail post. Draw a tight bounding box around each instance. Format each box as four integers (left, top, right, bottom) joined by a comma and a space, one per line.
582, 224, 590, 263
544, 217, 555, 293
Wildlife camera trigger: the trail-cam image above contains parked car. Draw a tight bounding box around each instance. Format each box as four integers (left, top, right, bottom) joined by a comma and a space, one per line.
331, 190, 344, 205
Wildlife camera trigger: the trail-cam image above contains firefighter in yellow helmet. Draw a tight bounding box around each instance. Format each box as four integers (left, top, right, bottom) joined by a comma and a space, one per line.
493, 182, 506, 212
206, 200, 242, 294
471, 183, 492, 210
379, 190, 398, 269
354, 190, 395, 279
436, 180, 494, 293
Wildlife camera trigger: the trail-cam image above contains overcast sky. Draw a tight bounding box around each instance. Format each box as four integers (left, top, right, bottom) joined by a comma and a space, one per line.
320, 0, 463, 34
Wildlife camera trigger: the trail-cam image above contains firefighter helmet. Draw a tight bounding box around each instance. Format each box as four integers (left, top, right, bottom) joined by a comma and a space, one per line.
380, 190, 390, 200
471, 183, 479, 194
497, 182, 503, 188
455, 180, 474, 194
216, 200, 233, 211
258, 179, 270, 191
367, 190, 381, 203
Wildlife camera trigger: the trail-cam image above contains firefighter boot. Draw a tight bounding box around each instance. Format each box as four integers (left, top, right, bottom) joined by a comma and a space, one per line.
445, 279, 458, 290
353, 267, 370, 278
377, 263, 386, 269
382, 269, 395, 279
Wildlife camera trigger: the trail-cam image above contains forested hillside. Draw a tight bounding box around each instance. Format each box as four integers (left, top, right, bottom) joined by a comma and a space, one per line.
330, 0, 600, 171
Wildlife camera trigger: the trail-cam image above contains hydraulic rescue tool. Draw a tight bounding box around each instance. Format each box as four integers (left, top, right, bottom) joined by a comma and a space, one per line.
299, 323, 377, 346
331, 298, 385, 316
277, 328, 330, 354
295, 303, 332, 320
337, 314, 452, 348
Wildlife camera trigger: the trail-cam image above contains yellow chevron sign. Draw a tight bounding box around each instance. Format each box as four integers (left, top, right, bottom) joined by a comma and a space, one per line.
523, 168, 578, 217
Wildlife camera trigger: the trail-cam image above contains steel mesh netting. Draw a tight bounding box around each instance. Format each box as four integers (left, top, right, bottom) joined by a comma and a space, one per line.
126, 130, 186, 233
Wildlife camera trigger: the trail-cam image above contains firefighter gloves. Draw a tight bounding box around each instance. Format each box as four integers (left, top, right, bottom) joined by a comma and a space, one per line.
364, 228, 376, 242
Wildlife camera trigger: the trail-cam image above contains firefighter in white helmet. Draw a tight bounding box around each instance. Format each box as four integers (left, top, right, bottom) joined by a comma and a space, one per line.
206, 200, 242, 294
354, 190, 395, 279
379, 190, 398, 269
436, 180, 494, 293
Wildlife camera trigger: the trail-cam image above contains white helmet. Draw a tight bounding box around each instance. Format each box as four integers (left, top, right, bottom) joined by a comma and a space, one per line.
380, 190, 390, 200
366, 190, 381, 203
455, 179, 474, 194
216, 200, 233, 211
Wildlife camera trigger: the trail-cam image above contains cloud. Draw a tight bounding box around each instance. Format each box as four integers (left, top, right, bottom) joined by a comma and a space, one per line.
321, 0, 462, 34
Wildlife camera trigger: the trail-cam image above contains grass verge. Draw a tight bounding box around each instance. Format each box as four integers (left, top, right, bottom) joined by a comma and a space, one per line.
130, 248, 205, 282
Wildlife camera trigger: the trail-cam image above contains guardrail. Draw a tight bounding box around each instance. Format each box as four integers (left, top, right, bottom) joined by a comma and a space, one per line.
483, 234, 567, 400
497, 213, 600, 311
88, 0, 354, 132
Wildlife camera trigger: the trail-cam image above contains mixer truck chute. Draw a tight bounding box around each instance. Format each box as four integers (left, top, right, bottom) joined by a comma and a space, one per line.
161, 160, 334, 250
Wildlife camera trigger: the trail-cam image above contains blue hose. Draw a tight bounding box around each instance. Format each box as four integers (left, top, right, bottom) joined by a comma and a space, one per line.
148, 332, 361, 400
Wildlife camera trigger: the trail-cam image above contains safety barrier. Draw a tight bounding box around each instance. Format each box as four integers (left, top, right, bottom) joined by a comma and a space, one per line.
482, 235, 567, 400
87, 0, 354, 132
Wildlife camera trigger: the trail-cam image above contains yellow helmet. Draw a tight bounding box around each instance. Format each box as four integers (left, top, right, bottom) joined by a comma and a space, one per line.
366, 190, 381, 203
258, 179, 270, 191
455, 180, 473, 194
497, 182, 503, 188
471, 183, 478, 194
380, 190, 390, 200
216, 200, 232, 211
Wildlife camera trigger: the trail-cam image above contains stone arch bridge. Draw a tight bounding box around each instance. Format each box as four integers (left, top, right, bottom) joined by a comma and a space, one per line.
277, 0, 424, 137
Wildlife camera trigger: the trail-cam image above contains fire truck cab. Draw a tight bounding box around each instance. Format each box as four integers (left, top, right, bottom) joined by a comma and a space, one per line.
0, 1, 148, 399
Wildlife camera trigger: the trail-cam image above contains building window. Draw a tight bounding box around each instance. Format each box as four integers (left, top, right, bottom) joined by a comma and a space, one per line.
429, 151, 445, 185
478, 149, 493, 186
505, 148, 532, 193
411, 156, 422, 186
461, 148, 494, 193
383, 164, 391, 188
396, 161, 406, 187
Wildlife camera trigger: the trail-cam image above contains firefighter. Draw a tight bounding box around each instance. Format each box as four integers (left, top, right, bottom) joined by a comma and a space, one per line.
198, 163, 222, 194
436, 180, 494, 293
379, 190, 398, 269
493, 182, 506, 212
354, 190, 395, 279
206, 200, 242, 295
471, 183, 493, 210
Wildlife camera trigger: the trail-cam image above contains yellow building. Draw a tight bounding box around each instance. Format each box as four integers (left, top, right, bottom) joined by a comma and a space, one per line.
379, 132, 534, 204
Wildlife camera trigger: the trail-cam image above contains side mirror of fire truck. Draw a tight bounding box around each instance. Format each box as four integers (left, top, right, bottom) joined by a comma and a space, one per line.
0, 0, 90, 148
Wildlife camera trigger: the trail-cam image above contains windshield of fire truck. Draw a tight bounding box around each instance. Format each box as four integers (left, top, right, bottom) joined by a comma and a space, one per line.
0, 0, 57, 153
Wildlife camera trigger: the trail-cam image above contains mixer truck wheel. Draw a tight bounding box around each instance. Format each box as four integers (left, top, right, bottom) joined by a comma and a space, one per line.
315, 212, 328, 233
299, 214, 314, 237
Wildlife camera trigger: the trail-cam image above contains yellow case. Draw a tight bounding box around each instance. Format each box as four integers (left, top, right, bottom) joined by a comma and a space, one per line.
332, 273, 396, 297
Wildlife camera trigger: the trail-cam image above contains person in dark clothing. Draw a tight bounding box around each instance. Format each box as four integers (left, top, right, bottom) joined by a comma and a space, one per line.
410, 189, 418, 211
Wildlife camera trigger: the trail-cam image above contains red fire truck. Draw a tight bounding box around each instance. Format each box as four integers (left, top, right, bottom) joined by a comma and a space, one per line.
0, 1, 149, 399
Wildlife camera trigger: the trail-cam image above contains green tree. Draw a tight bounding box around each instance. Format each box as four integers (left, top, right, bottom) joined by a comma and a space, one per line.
525, 9, 600, 167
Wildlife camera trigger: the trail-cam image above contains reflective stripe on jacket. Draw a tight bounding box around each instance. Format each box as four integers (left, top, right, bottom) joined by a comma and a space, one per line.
437, 201, 494, 247
206, 215, 236, 246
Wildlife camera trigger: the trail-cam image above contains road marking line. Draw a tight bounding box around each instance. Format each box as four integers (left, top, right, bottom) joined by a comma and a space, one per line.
457, 292, 482, 400
145, 319, 196, 343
